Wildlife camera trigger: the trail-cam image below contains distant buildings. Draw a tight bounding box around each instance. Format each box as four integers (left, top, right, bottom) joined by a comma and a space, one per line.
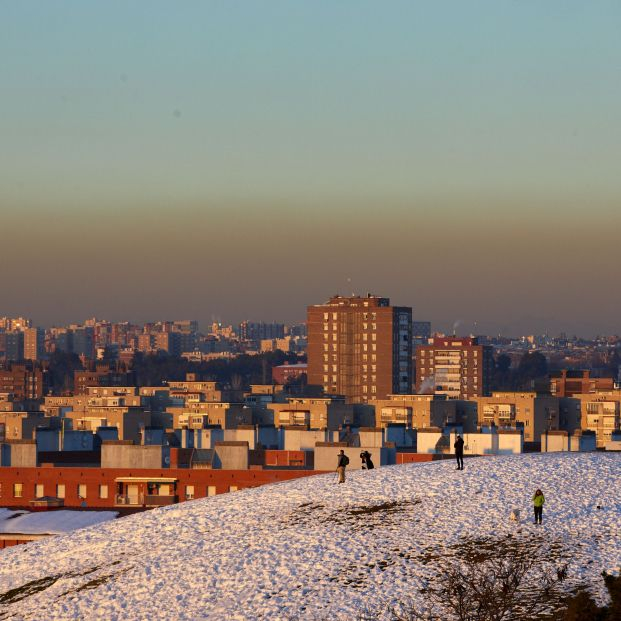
474, 392, 559, 443
23, 328, 45, 361
571, 390, 621, 447
0, 363, 48, 400
415, 336, 493, 399
272, 362, 308, 385
0, 307, 619, 518
307, 295, 412, 403
549, 370, 615, 397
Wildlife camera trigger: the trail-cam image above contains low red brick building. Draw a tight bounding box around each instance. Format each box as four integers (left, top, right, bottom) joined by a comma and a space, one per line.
271, 363, 308, 385
0, 466, 320, 510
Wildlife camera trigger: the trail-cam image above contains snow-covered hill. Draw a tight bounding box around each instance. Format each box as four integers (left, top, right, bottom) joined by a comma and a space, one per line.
0, 453, 619, 620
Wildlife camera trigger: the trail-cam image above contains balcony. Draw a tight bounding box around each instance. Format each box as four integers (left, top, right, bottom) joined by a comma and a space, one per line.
115, 494, 178, 507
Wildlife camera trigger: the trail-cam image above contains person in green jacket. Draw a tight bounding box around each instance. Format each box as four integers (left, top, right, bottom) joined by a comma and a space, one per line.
533, 489, 545, 524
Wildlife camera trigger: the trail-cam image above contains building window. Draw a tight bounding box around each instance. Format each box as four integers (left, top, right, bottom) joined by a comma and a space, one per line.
56, 484, 65, 499
13, 483, 23, 498
207, 486, 217, 496
35, 483, 44, 498
229, 486, 239, 492
78, 484, 87, 499
185, 485, 195, 500
99, 485, 109, 499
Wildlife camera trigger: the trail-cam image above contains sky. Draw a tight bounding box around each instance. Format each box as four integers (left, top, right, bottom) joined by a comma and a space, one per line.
1, 1, 620, 337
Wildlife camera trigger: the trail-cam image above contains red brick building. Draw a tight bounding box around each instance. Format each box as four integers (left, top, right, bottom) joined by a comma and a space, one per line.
0, 465, 319, 510
307, 295, 412, 403
415, 336, 493, 399
74, 365, 135, 394
549, 370, 615, 397
272, 363, 308, 385
0, 363, 48, 400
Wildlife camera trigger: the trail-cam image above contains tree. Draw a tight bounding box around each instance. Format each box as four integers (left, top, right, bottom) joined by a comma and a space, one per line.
515, 351, 548, 389
491, 354, 513, 391
48, 351, 83, 394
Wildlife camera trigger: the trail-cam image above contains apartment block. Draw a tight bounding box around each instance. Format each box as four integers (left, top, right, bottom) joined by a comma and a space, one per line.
167, 403, 252, 429
572, 391, 621, 447
474, 392, 559, 443
267, 397, 355, 430
74, 366, 135, 394
549, 370, 615, 397
370, 394, 474, 430
23, 328, 45, 361
307, 295, 412, 403
415, 336, 493, 399
0, 364, 48, 400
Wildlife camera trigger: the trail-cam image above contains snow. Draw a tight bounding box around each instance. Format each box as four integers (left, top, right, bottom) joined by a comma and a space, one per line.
0, 453, 619, 620
0, 510, 118, 535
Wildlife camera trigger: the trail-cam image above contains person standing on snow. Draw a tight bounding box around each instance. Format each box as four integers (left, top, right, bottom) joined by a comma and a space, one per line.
533, 489, 545, 524
360, 450, 374, 470
454, 434, 465, 470
336, 450, 349, 483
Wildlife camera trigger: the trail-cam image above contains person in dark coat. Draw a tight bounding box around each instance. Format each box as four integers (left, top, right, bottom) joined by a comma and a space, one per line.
360, 450, 374, 470
336, 450, 349, 483
454, 435, 465, 470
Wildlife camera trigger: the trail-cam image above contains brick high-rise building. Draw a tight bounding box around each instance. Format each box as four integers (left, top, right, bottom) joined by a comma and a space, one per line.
0, 363, 48, 400
415, 336, 493, 399
307, 295, 412, 403
3, 332, 24, 361
24, 328, 45, 361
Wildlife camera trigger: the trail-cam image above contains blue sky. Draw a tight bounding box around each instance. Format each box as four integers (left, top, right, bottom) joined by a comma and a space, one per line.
1, 1, 620, 335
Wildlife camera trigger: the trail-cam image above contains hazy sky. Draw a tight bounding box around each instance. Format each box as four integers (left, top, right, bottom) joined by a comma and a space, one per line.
1, 1, 620, 336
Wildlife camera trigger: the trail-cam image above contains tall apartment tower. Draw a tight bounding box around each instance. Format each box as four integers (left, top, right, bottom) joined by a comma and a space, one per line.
415, 336, 493, 399
307, 295, 412, 403
24, 327, 45, 361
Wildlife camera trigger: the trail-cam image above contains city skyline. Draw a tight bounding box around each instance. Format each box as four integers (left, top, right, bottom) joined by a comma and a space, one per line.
1, 304, 619, 341
2, 2, 620, 336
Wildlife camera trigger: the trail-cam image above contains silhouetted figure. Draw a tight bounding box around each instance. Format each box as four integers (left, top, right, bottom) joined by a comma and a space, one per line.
454, 435, 465, 470
360, 450, 374, 470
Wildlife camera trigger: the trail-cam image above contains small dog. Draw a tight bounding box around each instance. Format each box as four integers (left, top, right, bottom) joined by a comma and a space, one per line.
510, 509, 521, 522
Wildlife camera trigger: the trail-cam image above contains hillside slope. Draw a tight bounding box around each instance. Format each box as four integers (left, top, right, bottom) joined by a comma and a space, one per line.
0, 453, 619, 620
